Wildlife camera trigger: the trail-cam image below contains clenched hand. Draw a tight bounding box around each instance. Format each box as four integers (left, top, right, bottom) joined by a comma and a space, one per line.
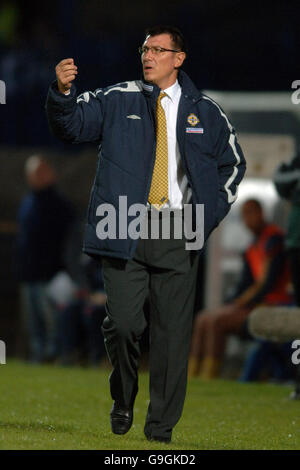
55, 58, 78, 94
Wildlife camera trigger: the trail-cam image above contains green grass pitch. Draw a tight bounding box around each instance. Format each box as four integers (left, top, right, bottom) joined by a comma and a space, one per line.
0, 360, 299, 450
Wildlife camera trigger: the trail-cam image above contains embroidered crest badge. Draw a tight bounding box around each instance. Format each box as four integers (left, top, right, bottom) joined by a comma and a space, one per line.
187, 113, 200, 127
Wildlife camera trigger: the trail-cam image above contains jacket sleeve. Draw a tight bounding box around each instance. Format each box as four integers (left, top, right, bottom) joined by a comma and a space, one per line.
273, 154, 300, 201
45, 80, 105, 144
211, 104, 246, 226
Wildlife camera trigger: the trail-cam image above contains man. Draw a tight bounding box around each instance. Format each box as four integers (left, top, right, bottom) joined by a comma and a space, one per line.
188, 199, 292, 379
15, 155, 75, 362
274, 151, 300, 306
46, 26, 246, 443
274, 151, 300, 397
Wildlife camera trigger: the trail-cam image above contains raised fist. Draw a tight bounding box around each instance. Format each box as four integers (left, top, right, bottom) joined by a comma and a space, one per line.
55, 58, 78, 94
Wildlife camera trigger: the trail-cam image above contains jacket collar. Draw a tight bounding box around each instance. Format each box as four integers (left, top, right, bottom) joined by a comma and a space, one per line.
141, 69, 202, 103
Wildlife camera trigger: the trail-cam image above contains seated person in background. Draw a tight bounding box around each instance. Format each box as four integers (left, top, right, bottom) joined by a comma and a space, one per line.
188, 198, 292, 379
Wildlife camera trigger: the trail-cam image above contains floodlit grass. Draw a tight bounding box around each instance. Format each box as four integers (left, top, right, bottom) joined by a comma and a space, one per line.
0, 360, 299, 450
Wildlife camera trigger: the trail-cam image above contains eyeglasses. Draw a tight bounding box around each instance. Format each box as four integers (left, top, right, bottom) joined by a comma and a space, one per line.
138, 46, 181, 55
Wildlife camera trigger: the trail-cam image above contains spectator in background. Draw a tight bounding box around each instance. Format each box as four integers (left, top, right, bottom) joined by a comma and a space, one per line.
58, 256, 107, 367
188, 199, 292, 379
273, 151, 300, 305
274, 151, 300, 397
14, 155, 76, 363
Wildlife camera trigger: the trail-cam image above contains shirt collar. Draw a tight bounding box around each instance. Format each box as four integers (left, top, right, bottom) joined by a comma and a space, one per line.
141, 70, 202, 103
162, 79, 181, 102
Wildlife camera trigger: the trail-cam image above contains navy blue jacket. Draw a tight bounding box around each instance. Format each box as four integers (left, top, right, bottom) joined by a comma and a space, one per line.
46, 70, 246, 260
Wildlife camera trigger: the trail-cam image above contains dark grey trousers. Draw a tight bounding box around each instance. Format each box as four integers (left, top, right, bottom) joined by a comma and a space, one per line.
101, 210, 200, 440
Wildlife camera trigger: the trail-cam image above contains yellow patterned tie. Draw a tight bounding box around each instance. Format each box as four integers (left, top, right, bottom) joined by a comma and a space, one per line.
148, 92, 169, 209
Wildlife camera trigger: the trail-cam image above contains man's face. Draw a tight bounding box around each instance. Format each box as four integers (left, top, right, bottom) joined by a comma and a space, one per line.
141, 33, 185, 89
241, 201, 264, 233
26, 158, 56, 190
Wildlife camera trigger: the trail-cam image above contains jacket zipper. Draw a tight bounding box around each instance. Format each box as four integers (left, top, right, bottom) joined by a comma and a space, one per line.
176, 95, 198, 204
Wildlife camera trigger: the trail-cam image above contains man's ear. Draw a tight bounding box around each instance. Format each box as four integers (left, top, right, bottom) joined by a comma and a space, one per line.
174, 52, 186, 69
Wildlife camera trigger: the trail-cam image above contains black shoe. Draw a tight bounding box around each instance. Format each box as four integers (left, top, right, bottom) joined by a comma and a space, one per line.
110, 402, 133, 435
145, 433, 171, 444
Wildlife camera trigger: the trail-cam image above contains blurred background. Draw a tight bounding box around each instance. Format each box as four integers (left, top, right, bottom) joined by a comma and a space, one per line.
0, 0, 300, 377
